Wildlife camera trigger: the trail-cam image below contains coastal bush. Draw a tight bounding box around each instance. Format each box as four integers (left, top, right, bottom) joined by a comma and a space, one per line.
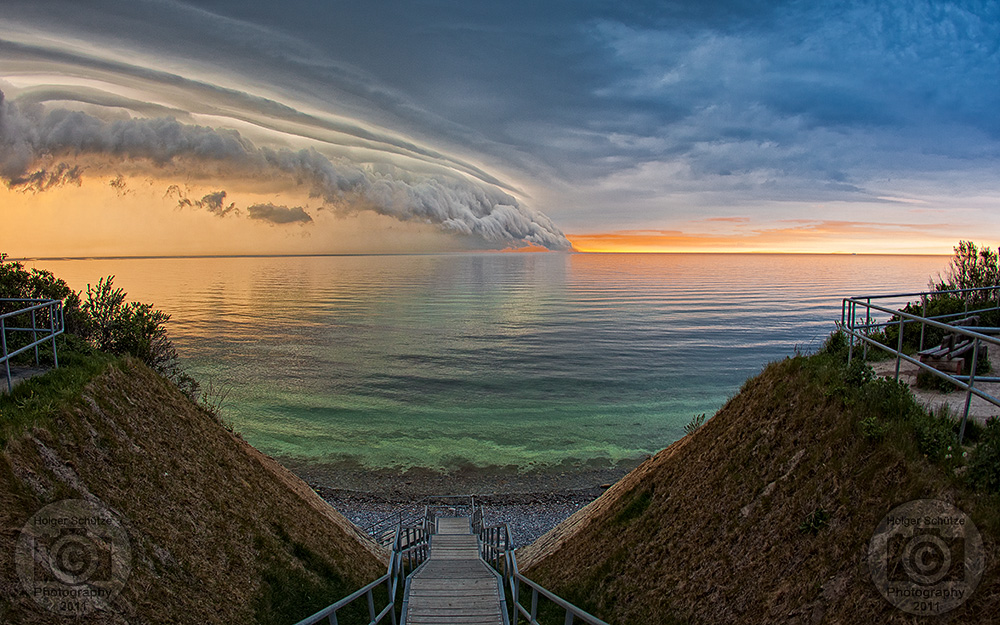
935, 240, 1000, 296
915, 368, 953, 393
911, 411, 958, 462
0, 254, 88, 359
798, 507, 830, 535
80, 276, 199, 398
683, 412, 706, 435
883, 293, 967, 352
967, 417, 1000, 493
880, 242, 1000, 352
856, 376, 920, 422
822, 329, 848, 358
844, 358, 875, 387
83, 277, 173, 366
858, 415, 888, 442
0, 255, 199, 400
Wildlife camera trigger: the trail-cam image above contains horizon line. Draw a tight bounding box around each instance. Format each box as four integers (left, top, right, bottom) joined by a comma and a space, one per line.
7, 250, 952, 261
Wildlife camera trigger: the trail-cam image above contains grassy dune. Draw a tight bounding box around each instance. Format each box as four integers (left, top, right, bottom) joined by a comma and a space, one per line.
0, 355, 384, 624
520, 345, 1000, 624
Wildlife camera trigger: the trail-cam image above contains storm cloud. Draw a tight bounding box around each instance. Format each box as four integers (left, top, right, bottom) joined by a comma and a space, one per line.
247, 203, 312, 225
2, 0, 999, 248
0, 90, 571, 249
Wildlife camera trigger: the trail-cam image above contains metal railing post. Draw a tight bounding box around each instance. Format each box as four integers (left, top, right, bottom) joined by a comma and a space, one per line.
894, 317, 904, 381
863, 298, 870, 360
919, 294, 927, 351
31, 308, 39, 365
1, 316, 11, 394
847, 300, 854, 366
51, 302, 60, 368
388, 577, 398, 625
959, 338, 979, 444
511, 566, 519, 625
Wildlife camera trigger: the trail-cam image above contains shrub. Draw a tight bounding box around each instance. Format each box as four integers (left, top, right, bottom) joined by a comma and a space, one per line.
935, 240, 1000, 296
798, 508, 830, 535
684, 413, 706, 435
81, 277, 179, 371
878, 242, 1000, 352
0, 255, 88, 360
915, 369, 956, 393
967, 417, 1000, 493
1, 257, 197, 400
822, 330, 848, 358
859, 415, 888, 442
911, 412, 958, 462
856, 377, 920, 422
844, 359, 875, 387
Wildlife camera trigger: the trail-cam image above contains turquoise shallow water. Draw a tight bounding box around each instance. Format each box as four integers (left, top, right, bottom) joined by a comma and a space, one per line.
33, 253, 945, 473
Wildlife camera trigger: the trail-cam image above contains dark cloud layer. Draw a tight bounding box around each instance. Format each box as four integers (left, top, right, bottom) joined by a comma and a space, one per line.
0, 89, 571, 248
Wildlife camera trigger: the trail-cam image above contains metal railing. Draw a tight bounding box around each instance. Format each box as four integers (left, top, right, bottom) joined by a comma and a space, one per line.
422, 495, 477, 534
362, 495, 480, 546
479, 522, 610, 625
1, 298, 65, 393
842, 285, 1000, 442
307, 499, 608, 625
292, 522, 429, 625
364, 510, 424, 548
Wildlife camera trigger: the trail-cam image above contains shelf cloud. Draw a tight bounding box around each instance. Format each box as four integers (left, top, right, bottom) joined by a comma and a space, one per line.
0, 89, 571, 249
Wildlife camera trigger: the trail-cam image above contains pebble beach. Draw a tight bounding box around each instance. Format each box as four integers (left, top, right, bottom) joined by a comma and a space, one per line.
295, 464, 637, 549
315, 486, 609, 549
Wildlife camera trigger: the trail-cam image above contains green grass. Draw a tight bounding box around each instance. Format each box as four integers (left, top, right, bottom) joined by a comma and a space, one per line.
0, 334, 116, 448
798, 507, 830, 535
254, 523, 387, 625
613, 486, 654, 525
526, 331, 1000, 623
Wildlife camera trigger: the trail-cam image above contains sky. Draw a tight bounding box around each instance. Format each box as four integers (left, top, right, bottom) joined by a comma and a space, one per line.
1, 0, 998, 255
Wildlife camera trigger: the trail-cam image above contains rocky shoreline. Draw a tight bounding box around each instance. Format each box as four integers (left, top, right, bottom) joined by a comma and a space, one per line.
289, 459, 640, 548
313, 485, 610, 549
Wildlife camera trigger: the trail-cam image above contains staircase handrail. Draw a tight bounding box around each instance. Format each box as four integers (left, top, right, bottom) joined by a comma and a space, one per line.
479, 522, 611, 625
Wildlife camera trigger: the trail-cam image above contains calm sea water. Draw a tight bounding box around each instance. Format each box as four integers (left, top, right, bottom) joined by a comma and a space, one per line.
32, 253, 945, 473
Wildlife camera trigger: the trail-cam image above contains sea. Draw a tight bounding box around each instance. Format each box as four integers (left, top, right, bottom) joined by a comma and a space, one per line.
30, 253, 947, 475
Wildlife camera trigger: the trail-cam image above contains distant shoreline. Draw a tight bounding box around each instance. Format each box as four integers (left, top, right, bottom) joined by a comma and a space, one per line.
12, 251, 951, 261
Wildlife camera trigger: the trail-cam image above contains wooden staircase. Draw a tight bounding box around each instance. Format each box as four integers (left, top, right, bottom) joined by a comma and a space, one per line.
403, 516, 506, 625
